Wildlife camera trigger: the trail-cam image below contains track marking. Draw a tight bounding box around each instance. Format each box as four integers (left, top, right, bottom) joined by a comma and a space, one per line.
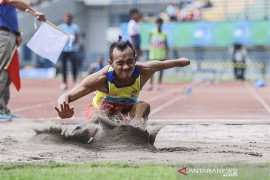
8, 118, 269, 125
245, 82, 270, 115
12, 101, 55, 113
142, 88, 181, 103
150, 96, 185, 115
141, 82, 200, 103
150, 82, 207, 116
148, 118, 270, 125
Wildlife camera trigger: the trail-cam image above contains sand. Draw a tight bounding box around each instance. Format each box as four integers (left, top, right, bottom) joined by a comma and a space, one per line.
0, 118, 270, 164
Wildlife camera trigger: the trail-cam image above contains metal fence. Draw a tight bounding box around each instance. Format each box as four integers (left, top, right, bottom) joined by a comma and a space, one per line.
78, 50, 269, 81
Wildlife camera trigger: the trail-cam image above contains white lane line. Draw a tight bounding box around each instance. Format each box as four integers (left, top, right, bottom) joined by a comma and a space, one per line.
12, 101, 55, 112
142, 88, 180, 103
150, 82, 207, 116
148, 118, 270, 125
12, 118, 270, 125
150, 96, 185, 115
245, 82, 270, 115
12, 83, 199, 114
142, 82, 199, 103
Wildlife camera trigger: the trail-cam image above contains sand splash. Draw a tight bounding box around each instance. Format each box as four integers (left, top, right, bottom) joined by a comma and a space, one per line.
32, 116, 162, 151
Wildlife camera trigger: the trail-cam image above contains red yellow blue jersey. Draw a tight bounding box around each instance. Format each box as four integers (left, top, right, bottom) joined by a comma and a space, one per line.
92, 65, 141, 109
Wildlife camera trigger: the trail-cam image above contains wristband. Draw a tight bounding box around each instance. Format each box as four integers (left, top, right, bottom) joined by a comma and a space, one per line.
15, 31, 22, 36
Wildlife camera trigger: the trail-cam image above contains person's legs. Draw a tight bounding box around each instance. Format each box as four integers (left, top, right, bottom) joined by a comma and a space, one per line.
3, 76, 11, 115
70, 52, 78, 85
242, 67, 246, 80
61, 52, 68, 84
146, 76, 153, 91
60, 52, 68, 90
0, 70, 11, 116
129, 101, 150, 124
158, 70, 163, 84
0, 31, 15, 119
234, 68, 239, 80
157, 70, 163, 90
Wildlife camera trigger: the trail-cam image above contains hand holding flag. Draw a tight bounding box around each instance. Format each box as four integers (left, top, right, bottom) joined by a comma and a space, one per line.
26, 9, 69, 64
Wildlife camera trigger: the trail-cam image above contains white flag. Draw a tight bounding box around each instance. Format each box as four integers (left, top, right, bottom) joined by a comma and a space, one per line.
27, 22, 69, 64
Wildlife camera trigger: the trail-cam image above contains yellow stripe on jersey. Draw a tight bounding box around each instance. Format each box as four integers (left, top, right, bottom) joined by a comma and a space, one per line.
92, 65, 141, 108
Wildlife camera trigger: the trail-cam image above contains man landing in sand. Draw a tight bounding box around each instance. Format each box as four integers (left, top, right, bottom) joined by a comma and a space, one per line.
55, 36, 190, 125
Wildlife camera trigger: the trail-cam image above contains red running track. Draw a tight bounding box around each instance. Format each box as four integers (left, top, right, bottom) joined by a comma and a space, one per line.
7, 79, 270, 124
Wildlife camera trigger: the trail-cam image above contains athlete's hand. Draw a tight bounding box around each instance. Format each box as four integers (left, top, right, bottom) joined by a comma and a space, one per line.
34, 11, 46, 22
55, 101, 74, 119
177, 58, 190, 67
16, 35, 22, 47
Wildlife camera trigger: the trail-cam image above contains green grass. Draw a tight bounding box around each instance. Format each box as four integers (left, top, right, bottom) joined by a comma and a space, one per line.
0, 162, 270, 180
0, 162, 175, 180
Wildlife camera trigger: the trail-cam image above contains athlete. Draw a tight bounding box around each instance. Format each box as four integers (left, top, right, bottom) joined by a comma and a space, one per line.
55, 36, 190, 124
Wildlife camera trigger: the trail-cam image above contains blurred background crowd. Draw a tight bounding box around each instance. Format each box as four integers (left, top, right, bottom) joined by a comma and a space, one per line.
16, 0, 270, 83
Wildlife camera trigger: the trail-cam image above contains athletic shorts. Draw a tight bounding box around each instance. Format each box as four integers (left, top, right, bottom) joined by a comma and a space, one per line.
85, 102, 134, 121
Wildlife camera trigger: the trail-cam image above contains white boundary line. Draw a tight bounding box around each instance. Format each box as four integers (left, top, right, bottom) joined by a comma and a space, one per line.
245, 82, 270, 115
12, 118, 270, 125
12, 101, 55, 112
143, 88, 180, 103
150, 83, 207, 116
148, 119, 270, 125
12, 82, 198, 115
150, 96, 185, 115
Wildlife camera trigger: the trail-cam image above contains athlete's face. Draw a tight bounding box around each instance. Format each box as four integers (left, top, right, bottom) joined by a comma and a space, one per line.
109, 47, 136, 82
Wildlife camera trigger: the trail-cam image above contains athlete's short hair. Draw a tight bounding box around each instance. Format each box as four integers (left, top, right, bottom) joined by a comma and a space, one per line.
109, 36, 136, 61
156, 17, 163, 24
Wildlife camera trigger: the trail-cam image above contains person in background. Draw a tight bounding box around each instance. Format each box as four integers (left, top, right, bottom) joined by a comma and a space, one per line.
147, 18, 168, 91
203, 0, 213, 8
88, 55, 104, 75
128, 8, 142, 58
0, 0, 46, 121
58, 12, 80, 91
229, 43, 247, 80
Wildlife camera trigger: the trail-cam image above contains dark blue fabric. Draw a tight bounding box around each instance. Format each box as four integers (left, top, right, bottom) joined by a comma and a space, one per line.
134, 34, 141, 47
0, 4, 18, 31
133, 65, 140, 79
107, 66, 114, 83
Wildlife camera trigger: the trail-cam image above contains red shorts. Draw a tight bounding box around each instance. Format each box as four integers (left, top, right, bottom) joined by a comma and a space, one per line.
99, 100, 134, 115
85, 105, 101, 121
85, 101, 134, 121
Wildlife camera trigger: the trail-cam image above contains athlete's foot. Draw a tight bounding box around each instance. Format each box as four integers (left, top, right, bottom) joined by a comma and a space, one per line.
59, 83, 67, 91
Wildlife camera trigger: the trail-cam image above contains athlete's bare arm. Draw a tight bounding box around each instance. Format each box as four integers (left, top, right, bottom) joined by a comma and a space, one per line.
55, 65, 109, 119
5, 0, 46, 22
138, 58, 190, 87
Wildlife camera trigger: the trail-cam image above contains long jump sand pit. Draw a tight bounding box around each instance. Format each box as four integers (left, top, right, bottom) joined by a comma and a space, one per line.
0, 118, 270, 164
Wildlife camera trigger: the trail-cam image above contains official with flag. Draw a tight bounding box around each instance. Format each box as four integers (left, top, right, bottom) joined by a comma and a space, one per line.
0, 0, 46, 121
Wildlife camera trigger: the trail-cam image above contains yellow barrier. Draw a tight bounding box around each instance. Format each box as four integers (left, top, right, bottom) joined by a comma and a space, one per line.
190, 62, 265, 69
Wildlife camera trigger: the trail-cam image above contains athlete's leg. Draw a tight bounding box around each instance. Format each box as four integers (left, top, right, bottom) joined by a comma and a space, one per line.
129, 101, 150, 123
158, 70, 163, 84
